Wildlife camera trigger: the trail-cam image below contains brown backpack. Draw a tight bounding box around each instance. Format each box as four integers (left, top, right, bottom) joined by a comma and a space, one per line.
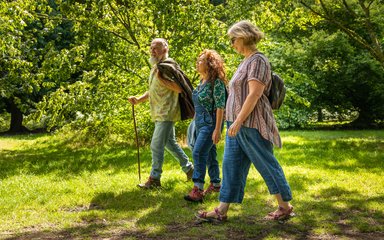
157, 59, 195, 120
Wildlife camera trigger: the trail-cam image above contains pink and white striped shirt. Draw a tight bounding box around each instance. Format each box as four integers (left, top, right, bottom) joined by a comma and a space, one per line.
226, 52, 282, 148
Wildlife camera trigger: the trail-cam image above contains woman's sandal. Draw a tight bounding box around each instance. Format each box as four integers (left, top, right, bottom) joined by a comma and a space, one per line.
196, 207, 228, 223
265, 205, 294, 221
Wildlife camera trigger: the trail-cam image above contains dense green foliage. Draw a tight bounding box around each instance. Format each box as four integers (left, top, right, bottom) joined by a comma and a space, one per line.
1, 0, 383, 139
1, 131, 383, 238
0, 1, 84, 132
293, 0, 384, 126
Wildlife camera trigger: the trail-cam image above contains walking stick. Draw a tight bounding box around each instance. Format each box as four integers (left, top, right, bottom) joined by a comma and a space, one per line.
132, 104, 141, 182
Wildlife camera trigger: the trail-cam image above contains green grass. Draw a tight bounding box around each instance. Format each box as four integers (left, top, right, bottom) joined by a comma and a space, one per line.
0, 130, 383, 239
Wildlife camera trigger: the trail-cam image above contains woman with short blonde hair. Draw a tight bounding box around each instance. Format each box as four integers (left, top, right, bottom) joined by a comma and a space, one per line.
197, 20, 293, 222
227, 20, 264, 46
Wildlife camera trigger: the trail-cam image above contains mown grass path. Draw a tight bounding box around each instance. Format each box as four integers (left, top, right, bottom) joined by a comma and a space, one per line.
0, 130, 383, 239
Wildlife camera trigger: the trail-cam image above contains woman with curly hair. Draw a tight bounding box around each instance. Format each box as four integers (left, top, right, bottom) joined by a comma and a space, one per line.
184, 49, 228, 202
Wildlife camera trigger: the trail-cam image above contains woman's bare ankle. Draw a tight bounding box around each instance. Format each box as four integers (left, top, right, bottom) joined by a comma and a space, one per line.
218, 203, 230, 215
279, 202, 291, 210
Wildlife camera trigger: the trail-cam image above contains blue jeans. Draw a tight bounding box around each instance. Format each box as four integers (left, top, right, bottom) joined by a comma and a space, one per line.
192, 123, 221, 190
150, 121, 193, 179
219, 122, 292, 203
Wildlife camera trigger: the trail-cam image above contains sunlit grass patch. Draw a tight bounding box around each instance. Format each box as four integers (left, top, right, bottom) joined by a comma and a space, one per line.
0, 130, 383, 239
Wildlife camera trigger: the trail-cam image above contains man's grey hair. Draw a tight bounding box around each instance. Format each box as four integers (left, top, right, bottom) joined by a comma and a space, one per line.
152, 38, 169, 57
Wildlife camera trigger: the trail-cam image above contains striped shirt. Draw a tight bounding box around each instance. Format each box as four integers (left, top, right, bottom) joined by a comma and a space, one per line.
226, 52, 282, 148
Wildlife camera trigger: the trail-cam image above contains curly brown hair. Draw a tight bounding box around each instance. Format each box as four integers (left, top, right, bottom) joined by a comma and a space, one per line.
196, 49, 228, 86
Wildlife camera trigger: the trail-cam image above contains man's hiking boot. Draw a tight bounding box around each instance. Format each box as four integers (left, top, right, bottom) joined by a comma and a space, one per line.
203, 183, 221, 196
138, 176, 161, 189
184, 186, 204, 203
186, 166, 194, 181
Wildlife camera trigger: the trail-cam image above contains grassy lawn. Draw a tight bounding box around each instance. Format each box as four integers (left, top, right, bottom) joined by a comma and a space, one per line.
0, 130, 383, 239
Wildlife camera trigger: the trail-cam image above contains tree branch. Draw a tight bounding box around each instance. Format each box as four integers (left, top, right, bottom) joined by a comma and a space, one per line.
342, 0, 358, 18
299, 1, 326, 18
300, 0, 384, 68
108, 2, 141, 50
319, 0, 331, 17
358, 0, 384, 63
106, 58, 145, 81
367, 0, 375, 8
101, 28, 135, 45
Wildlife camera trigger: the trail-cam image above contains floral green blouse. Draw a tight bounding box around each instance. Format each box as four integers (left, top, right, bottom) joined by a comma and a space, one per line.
197, 78, 226, 114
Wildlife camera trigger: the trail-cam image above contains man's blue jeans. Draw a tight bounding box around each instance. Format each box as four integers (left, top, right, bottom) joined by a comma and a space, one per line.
150, 121, 193, 179
219, 122, 292, 203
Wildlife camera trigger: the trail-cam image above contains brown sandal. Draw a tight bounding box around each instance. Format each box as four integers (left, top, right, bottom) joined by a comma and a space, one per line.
265, 206, 294, 220
196, 207, 228, 223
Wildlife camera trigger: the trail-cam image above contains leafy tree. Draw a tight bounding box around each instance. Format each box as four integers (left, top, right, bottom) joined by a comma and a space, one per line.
32, 0, 234, 141
0, 0, 83, 133
1, 1, 36, 132
3, 0, 382, 138
32, 0, 325, 134
286, 30, 384, 126
253, 0, 384, 127
299, 0, 384, 69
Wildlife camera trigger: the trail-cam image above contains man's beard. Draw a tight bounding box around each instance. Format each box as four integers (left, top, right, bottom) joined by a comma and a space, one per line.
149, 56, 160, 65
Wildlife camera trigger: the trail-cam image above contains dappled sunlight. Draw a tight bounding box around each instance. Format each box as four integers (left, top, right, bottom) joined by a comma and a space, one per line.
281, 136, 307, 145
284, 168, 319, 192
135, 202, 162, 222
0, 141, 19, 150
279, 135, 383, 174
324, 157, 358, 168
1, 0, 384, 236
294, 184, 384, 235
1, 131, 383, 239
0, 135, 145, 180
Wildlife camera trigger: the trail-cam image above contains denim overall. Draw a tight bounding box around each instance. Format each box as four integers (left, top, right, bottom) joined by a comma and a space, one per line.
191, 82, 221, 189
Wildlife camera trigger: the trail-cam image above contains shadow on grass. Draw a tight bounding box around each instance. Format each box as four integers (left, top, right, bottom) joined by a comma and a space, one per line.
288, 185, 384, 239
3, 181, 384, 239
2, 132, 384, 239
1, 132, 382, 180
221, 185, 383, 240
3, 222, 168, 240
87, 177, 384, 239
0, 134, 152, 180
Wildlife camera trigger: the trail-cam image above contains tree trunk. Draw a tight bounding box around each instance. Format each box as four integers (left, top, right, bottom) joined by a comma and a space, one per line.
8, 101, 27, 133
317, 108, 323, 122
351, 110, 375, 128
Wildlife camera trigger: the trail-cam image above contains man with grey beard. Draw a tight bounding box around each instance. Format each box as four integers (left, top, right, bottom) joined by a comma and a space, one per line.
128, 38, 194, 189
